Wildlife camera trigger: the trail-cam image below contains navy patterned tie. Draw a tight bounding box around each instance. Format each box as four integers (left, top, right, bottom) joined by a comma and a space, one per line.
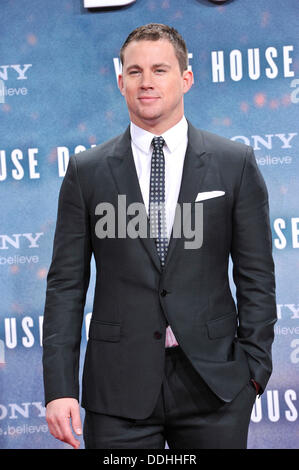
149, 136, 168, 269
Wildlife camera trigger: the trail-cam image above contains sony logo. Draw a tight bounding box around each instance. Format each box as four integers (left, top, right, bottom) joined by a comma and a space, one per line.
231, 133, 297, 150
0, 233, 44, 250
0, 64, 32, 81
277, 304, 299, 320
0, 402, 45, 420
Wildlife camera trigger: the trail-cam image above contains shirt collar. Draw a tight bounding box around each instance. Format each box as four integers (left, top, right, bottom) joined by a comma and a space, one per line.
130, 116, 188, 154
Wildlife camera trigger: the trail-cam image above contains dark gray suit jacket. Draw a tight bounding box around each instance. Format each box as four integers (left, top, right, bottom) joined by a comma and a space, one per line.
43, 122, 277, 419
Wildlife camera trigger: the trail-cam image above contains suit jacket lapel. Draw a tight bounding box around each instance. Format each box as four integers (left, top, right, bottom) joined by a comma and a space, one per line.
164, 122, 211, 269
107, 126, 162, 272
107, 122, 211, 273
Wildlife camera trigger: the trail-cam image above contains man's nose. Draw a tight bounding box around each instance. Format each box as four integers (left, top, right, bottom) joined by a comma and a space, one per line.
140, 71, 154, 89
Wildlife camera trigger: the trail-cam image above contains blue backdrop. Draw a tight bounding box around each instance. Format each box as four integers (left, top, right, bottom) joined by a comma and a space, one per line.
0, 0, 298, 449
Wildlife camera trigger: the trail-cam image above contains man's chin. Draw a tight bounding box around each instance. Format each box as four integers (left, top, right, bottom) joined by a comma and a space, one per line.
135, 112, 163, 126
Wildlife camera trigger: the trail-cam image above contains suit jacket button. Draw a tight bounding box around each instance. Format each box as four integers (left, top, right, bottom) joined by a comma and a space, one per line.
160, 289, 167, 297
154, 331, 162, 340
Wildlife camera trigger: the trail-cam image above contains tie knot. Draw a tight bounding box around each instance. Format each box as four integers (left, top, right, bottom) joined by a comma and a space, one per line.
152, 136, 165, 151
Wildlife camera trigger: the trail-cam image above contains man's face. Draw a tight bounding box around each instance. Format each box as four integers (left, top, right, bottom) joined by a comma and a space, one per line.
118, 39, 193, 134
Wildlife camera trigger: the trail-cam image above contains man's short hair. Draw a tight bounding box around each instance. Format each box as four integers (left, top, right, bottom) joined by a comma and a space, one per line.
120, 23, 189, 74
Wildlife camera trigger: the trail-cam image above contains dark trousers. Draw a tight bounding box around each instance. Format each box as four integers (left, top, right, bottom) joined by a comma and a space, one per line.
83, 346, 256, 449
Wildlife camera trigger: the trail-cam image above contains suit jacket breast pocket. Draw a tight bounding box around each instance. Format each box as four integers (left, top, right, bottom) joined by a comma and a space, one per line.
88, 320, 121, 342
200, 194, 228, 216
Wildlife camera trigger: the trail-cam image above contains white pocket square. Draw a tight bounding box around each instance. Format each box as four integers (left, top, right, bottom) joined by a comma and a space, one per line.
195, 191, 225, 202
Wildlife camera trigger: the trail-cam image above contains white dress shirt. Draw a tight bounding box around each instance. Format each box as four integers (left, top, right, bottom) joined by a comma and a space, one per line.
130, 116, 188, 347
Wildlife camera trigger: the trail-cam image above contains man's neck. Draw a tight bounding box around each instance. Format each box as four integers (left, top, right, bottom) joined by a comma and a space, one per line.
130, 115, 185, 136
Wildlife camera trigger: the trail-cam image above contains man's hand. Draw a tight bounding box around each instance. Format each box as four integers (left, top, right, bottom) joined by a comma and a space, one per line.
46, 398, 82, 449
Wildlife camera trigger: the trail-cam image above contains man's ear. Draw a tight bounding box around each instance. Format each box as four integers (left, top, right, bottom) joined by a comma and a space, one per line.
182, 69, 194, 94
118, 74, 125, 96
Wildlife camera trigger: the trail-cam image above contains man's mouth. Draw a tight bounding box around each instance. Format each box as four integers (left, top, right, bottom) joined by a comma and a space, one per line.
138, 96, 160, 102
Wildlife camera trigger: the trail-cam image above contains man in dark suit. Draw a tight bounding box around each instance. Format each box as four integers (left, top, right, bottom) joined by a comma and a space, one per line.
43, 23, 276, 449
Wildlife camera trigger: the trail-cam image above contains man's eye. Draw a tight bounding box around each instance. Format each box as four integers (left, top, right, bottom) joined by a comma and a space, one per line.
129, 70, 140, 75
